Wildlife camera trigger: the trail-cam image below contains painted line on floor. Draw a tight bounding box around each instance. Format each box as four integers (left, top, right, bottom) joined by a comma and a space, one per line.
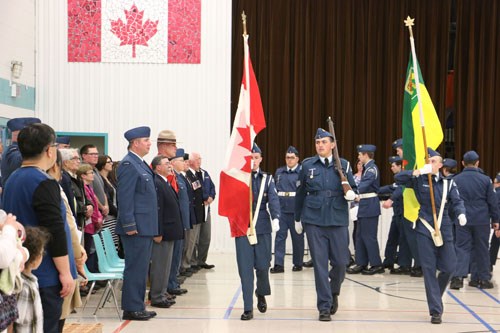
223, 285, 242, 319
477, 288, 500, 304
447, 291, 496, 333
112, 319, 131, 333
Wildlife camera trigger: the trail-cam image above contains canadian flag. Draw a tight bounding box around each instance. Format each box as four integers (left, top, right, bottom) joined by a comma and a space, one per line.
218, 34, 266, 238
67, 0, 201, 64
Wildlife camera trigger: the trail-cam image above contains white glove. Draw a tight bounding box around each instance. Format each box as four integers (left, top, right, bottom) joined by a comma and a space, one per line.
419, 163, 433, 175
272, 218, 280, 232
295, 221, 303, 234
344, 190, 356, 201
458, 214, 467, 226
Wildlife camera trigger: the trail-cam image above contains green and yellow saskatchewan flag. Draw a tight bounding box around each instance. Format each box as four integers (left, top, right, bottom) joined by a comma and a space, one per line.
402, 54, 443, 222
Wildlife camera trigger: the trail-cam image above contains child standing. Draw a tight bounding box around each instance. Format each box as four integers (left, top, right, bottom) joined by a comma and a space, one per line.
14, 227, 49, 333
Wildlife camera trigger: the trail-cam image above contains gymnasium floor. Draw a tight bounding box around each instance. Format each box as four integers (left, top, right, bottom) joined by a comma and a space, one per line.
67, 253, 500, 333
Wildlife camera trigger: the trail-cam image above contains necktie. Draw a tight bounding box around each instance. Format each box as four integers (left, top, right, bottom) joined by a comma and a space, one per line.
167, 174, 179, 193
324, 158, 329, 168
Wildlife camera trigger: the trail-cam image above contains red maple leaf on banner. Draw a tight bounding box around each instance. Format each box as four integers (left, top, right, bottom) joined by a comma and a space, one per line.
110, 4, 158, 58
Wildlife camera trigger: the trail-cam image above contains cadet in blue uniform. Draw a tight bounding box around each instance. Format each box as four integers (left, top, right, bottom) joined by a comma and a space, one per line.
271, 146, 304, 273
236, 143, 280, 321
348, 144, 383, 274
380, 156, 411, 274
294, 128, 357, 322
395, 148, 466, 324
449, 151, 499, 290
440, 159, 458, 244
394, 138, 423, 277
489, 172, 500, 270
1, 117, 41, 186
116, 126, 159, 321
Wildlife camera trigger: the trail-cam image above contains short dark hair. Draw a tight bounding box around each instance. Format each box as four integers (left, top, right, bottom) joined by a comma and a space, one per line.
80, 144, 96, 156
24, 227, 50, 267
151, 155, 167, 171
18, 123, 56, 159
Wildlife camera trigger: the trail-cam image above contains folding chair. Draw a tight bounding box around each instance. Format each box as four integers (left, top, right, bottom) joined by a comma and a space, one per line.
82, 264, 122, 320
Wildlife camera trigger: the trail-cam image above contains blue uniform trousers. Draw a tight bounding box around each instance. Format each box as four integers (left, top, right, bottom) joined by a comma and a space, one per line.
235, 233, 272, 311
455, 224, 491, 281
274, 212, 304, 267
120, 235, 153, 312
355, 216, 382, 266
490, 232, 500, 267
383, 215, 401, 265
417, 232, 456, 315
402, 218, 421, 267
168, 239, 184, 290
305, 224, 349, 312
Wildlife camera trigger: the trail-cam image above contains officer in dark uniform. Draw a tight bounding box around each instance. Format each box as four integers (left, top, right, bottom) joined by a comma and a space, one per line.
294, 128, 357, 322
348, 144, 383, 275
235, 143, 280, 321
116, 126, 158, 321
395, 148, 466, 324
394, 138, 423, 277
380, 156, 411, 274
1, 117, 41, 186
271, 146, 304, 273
449, 151, 499, 290
489, 172, 500, 271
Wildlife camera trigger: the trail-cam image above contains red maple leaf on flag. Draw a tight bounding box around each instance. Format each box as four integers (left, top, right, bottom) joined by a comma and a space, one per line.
110, 4, 158, 58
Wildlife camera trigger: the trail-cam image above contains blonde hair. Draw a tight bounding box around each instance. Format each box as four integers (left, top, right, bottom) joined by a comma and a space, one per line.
76, 163, 93, 178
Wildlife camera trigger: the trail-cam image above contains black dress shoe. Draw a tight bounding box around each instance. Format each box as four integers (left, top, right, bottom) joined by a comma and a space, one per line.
292, 265, 303, 272
180, 270, 193, 277
468, 279, 480, 287
168, 288, 188, 295
478, 280, 494, 289
200, 263, 215, 269
270, 265, 284, 273
256, 293, 267, 313
410, 266, 423, 277
449, 277, 463, 290
151, 300, 173, 308
430, 313, 442, 324
191, 265, 200, 272
330, 294, 338, 315
122, 311, 152, 321
240, 310, 253, 320
390, 267, 411, 275
346, 265, 366, 274
303, 259, 314, 268
361, 265, 385, 275
383, 263, 394, 269
147, 310, 157, 317
319, 310, 331, 321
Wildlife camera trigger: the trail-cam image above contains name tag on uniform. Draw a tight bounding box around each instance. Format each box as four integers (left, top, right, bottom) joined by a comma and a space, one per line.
192, 179, 202, 190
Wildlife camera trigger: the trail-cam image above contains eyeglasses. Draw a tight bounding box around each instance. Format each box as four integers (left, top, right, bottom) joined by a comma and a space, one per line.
85, 171, 94, 175
70, 157, 80, 161
84, 152, 99, 156
106, 160, 113, 164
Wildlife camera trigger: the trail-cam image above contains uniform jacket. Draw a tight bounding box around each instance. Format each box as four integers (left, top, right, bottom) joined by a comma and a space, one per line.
357, 159, 381, 218
395, 171, 466, 241
116, 151, 158, 236
252, 169, 280, 234
175, 171, 191, 230
274, 164, 301, 214
154, 175, 184, 241
453, 167, 500, 226
379, 181, 403, 216
185, 169, 205, 224
1, 142, 22, 186
295, 156, 357, 227
200, 168, 216, 201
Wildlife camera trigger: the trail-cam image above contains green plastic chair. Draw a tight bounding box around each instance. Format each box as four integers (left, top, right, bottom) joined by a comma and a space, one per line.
82, 264, 122, 319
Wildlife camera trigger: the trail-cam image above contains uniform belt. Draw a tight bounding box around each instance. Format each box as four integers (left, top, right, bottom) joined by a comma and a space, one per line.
307, 190, 342, 197
358, 192, 378, 199
278, 191, 296, 197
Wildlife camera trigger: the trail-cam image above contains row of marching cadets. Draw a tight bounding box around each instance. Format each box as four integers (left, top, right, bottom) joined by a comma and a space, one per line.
237, 128, 499, 324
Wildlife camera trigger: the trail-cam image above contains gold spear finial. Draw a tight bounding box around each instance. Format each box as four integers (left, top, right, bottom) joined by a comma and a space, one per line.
404, 16, 415, 38
242, 11, 247, 36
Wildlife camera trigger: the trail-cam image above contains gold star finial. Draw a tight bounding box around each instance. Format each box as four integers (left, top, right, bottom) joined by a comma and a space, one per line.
404, 16, 415, 27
